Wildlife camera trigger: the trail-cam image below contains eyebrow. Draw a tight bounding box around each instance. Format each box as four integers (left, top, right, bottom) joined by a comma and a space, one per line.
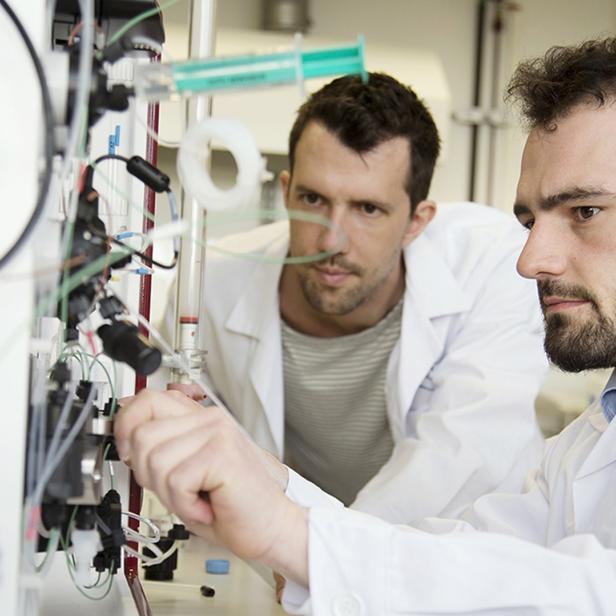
293, 184, 392, 209
513, 186, 616, 218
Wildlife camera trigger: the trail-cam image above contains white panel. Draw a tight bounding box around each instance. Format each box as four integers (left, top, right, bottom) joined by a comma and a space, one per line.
0, 1, 45, 613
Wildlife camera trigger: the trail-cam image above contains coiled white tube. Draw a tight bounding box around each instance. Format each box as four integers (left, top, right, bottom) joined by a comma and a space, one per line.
177, 118, 265, 212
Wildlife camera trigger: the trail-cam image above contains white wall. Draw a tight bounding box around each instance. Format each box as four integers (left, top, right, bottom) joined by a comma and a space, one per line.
216, 0, 477, 204
216, 0, 616, 211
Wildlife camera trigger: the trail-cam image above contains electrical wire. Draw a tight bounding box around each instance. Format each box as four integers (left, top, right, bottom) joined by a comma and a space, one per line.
94, 154, 129, 165
0, 0, 55, 269
87, 162, 344, 265
89, 155, 180, 268
104, 0, 181, 49
59, 0, 94, 328
110, 235, 178, 269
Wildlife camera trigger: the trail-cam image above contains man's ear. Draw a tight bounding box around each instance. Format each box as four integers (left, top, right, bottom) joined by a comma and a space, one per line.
402, 200, 437, 247
279, 170, 291, 208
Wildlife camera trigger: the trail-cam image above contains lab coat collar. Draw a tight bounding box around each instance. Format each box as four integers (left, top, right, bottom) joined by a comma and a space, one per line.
224, 224, 472, 450
402, 233, 472, 318
600, 369, 616, 421
225, 227, 471, 337
576, 374, 616, 480
224, 231, 288, 339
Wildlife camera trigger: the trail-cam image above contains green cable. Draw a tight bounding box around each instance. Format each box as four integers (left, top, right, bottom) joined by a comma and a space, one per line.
34, 527, 60, 573
84, 571, 102, 589
204, 242, 333, 265
88, 354, 116, 409
60, 506, 79, 570
35, 248, 131, 320
66, 555, 115, 601
91, 164, 342, 265
105, 0, 181, 48
58, 346, 89, 377
61, 506, 116, 600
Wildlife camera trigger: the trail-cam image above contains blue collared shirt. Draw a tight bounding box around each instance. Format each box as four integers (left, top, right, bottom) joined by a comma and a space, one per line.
600, 369, 616, 421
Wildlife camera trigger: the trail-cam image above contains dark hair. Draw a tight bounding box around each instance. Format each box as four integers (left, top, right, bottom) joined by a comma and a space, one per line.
507, 37, 616, 130
288, 72, 440, 212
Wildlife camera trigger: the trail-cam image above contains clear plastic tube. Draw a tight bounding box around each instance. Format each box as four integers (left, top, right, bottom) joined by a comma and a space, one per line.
29, 384, 97, 509
43, 379, 79, 471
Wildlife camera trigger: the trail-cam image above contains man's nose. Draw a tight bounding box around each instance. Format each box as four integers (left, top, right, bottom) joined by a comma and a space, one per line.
516, 222, 567, 280
318, 206, 349, 255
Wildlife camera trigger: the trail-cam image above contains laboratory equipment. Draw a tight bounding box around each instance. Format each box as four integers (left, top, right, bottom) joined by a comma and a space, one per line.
134, 34, 367, 101
0, 1, 368, 614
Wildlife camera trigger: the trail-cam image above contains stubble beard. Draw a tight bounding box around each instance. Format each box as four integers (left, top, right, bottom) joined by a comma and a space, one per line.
297, 254, 399, 317
540, 281, 616, 372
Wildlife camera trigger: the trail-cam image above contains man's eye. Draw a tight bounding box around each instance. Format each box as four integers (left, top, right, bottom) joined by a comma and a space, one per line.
574, 206, 601, 221
301, 193, 322, 206
359, 203, 381, 216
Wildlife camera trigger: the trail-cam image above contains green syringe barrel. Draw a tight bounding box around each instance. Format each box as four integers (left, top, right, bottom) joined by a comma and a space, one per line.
134, 35, 367, 101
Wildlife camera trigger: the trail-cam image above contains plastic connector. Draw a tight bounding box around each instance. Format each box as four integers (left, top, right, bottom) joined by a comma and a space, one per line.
72, 528, 102, 586
95, 489, 123, 574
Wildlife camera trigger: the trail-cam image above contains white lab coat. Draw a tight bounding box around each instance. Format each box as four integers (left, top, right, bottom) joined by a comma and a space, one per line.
202, 202, 547, 524
282, 381, 616, 615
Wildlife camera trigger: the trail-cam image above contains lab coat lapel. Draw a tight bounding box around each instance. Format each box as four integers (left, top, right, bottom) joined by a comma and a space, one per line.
571, 403, 616, 542
388, 234, 471, 439
225, 234, 288, 457
574, 404, 616, 480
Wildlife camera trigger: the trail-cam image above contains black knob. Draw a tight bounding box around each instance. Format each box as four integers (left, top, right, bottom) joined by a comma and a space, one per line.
98, 322, 161, 376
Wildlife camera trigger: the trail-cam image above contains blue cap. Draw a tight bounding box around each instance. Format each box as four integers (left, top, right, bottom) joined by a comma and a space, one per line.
206, 559, 230, 574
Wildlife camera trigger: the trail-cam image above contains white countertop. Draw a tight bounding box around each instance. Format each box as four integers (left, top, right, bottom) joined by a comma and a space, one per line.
141, 536, 287, 616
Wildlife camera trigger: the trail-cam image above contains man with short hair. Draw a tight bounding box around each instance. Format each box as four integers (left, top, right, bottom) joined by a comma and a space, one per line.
117, 38, 616, 614
199, 72, 545, 519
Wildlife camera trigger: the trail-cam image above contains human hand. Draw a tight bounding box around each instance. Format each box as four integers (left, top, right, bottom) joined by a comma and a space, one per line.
166, 382, 206, 401
114, 389, 307, 584
166, 383, 290, 490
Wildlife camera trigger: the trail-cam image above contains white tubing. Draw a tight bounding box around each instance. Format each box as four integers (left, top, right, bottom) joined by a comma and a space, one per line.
177, 118, 264, 212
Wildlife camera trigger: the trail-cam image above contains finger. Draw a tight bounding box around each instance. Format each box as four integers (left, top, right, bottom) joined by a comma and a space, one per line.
128, 412, 214, 487
167, 382, 206, 401
164, 446, 216, 526
137, 414, 216, 501
114, 389, 202, 457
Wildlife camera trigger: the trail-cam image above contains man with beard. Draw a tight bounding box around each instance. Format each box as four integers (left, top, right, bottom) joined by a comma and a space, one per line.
116, 38, 616, 614
186, 72, 546, 522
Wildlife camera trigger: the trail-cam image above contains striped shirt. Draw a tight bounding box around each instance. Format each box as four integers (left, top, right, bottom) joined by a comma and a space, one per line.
282, 300, 403, 505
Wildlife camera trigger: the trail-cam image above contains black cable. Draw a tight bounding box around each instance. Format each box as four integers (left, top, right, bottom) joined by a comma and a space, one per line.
94, 154, 130, 165
110, 236, 178, 270
86, 220, 177, 270
87, 155, 178, 270
0, 0, 55, 269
